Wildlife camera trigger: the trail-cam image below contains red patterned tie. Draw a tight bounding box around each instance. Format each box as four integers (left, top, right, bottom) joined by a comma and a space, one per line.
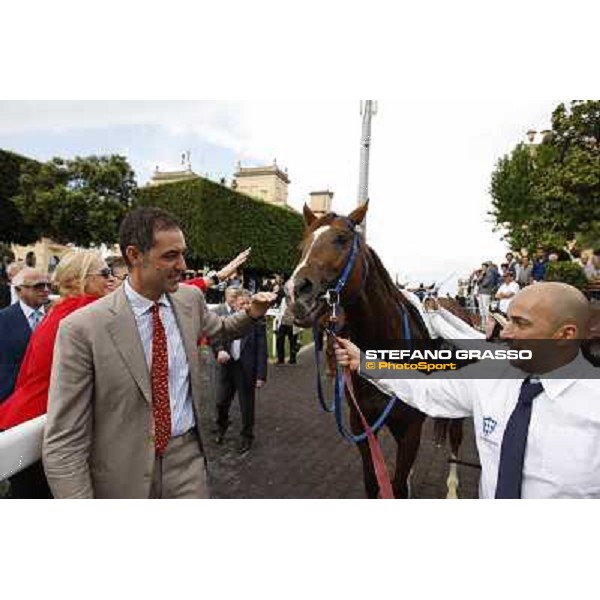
151, 303, 171, 456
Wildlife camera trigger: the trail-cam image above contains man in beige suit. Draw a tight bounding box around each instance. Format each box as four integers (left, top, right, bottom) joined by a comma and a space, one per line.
43, 207, 275, 498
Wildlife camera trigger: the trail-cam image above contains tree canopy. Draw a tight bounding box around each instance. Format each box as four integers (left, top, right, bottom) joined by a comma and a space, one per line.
490, 100, 600, 251
0, 149, 41, 245
12, 154, 137, 247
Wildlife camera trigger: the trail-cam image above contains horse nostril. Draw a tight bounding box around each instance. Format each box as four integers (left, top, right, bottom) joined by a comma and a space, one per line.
298, 278, 313, 297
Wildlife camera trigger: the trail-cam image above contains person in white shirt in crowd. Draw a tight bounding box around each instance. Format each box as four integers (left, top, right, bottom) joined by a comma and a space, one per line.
495, 271, 520, 315
334, 282, 600, 499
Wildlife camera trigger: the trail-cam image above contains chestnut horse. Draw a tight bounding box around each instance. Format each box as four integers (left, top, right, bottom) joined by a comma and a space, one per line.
289, 202, 437, 498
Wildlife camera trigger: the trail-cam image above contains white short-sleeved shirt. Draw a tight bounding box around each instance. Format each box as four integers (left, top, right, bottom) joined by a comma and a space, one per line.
496, 281, 520, 314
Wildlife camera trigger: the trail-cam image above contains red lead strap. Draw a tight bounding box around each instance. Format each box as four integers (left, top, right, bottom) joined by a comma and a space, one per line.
343, 370, 395, 499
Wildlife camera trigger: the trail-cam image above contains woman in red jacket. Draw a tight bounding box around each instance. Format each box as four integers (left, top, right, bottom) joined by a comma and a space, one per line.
0, 250, 115, 498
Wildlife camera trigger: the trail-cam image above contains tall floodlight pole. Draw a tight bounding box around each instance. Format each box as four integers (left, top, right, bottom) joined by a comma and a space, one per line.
357, 100, 377, 238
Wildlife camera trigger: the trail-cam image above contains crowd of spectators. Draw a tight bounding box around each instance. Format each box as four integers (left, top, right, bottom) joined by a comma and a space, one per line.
456, 245, 600, 327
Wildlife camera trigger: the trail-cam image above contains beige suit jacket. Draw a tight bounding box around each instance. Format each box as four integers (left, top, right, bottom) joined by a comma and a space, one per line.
43, 284, 253, 499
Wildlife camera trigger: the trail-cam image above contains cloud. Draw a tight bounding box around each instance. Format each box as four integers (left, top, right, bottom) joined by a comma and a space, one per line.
0, 100, 247, 149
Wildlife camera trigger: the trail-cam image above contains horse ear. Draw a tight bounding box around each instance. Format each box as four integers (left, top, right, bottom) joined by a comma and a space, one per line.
348, 200, 369, 226
303, 203, 317, 226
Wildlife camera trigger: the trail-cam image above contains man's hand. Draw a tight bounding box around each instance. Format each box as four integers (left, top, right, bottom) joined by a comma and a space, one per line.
217, 350, 231, 365
217, 248, 251, 281
248, 292, 277, 319
334, 337, 361, 372
255, 379, 266, 389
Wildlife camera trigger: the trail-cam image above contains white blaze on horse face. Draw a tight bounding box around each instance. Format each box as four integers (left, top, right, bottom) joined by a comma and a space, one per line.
290, 225, 331, 298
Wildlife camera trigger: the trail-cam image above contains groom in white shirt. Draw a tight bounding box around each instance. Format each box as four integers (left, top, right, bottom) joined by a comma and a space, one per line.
335, 282, 600, 499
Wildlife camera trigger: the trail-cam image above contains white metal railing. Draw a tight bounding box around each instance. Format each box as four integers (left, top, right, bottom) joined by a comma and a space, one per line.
0, 415, 46, 481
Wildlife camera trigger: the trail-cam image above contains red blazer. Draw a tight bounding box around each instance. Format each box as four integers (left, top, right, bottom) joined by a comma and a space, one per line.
0, 294, 99, 430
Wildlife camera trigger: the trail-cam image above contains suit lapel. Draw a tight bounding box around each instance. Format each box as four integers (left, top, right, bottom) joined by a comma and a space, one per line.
106, 287, 152, 405
14, 304, 32, 340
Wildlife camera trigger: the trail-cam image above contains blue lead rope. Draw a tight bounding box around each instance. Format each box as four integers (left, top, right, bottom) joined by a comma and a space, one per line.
313, 322, 335, 413
333, 369, 399, 443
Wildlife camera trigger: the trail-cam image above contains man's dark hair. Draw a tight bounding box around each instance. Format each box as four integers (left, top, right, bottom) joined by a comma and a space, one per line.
119, 207, 181, 267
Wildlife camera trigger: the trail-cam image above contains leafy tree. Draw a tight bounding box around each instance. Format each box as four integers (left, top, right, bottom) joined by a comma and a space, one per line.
13, 155, 137, 247
490, 100, 600, 252
0, 149, 41, 245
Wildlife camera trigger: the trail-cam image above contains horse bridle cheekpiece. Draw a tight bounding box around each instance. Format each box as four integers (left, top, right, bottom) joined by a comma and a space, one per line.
322, 218, 361, 331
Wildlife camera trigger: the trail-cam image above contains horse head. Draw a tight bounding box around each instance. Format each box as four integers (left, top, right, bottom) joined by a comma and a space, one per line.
287, 201, 369, 327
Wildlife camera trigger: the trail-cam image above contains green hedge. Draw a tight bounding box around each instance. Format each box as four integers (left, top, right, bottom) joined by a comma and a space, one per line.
0, 149, 40, 244
135, 177, 304, 273
544, 261, 588, 291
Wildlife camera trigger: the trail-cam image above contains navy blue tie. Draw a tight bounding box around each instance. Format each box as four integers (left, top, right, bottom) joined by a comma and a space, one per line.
495, 378, 544, 499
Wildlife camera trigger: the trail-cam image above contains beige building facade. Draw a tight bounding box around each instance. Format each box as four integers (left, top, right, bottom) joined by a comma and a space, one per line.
11, 238, 72, 274
309, 190, 334, 218
233, 161, 290, 206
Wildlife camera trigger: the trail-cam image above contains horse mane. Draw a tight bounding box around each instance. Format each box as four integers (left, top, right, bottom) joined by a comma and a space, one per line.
363, 244, 429, 337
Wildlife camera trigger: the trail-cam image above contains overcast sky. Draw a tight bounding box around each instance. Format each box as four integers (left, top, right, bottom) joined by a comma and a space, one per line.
0, 99, 558, 292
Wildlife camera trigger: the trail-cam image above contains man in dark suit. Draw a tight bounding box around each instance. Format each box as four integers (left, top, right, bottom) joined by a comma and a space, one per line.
0, 268, 49, 402
213, 289, 268, 454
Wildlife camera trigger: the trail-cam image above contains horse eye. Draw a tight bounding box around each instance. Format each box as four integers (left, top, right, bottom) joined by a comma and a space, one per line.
335, 234, 349, 245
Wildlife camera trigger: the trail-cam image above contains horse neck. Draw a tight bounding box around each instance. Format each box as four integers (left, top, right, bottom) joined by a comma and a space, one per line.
342, 248, 427, 347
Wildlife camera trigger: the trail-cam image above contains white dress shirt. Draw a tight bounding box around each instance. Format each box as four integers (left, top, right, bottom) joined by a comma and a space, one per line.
365, 353, 600, 498
124, 279, 195, 436
19, 300, 45, 330
227, 305, 241, 360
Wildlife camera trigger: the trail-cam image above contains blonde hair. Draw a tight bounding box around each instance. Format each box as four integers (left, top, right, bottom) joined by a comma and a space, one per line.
52, 250, 103, 297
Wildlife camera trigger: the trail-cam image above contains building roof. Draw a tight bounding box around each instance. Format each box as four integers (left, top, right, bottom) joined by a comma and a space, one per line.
234, 164, 290, 184
149, 169, 199, 186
